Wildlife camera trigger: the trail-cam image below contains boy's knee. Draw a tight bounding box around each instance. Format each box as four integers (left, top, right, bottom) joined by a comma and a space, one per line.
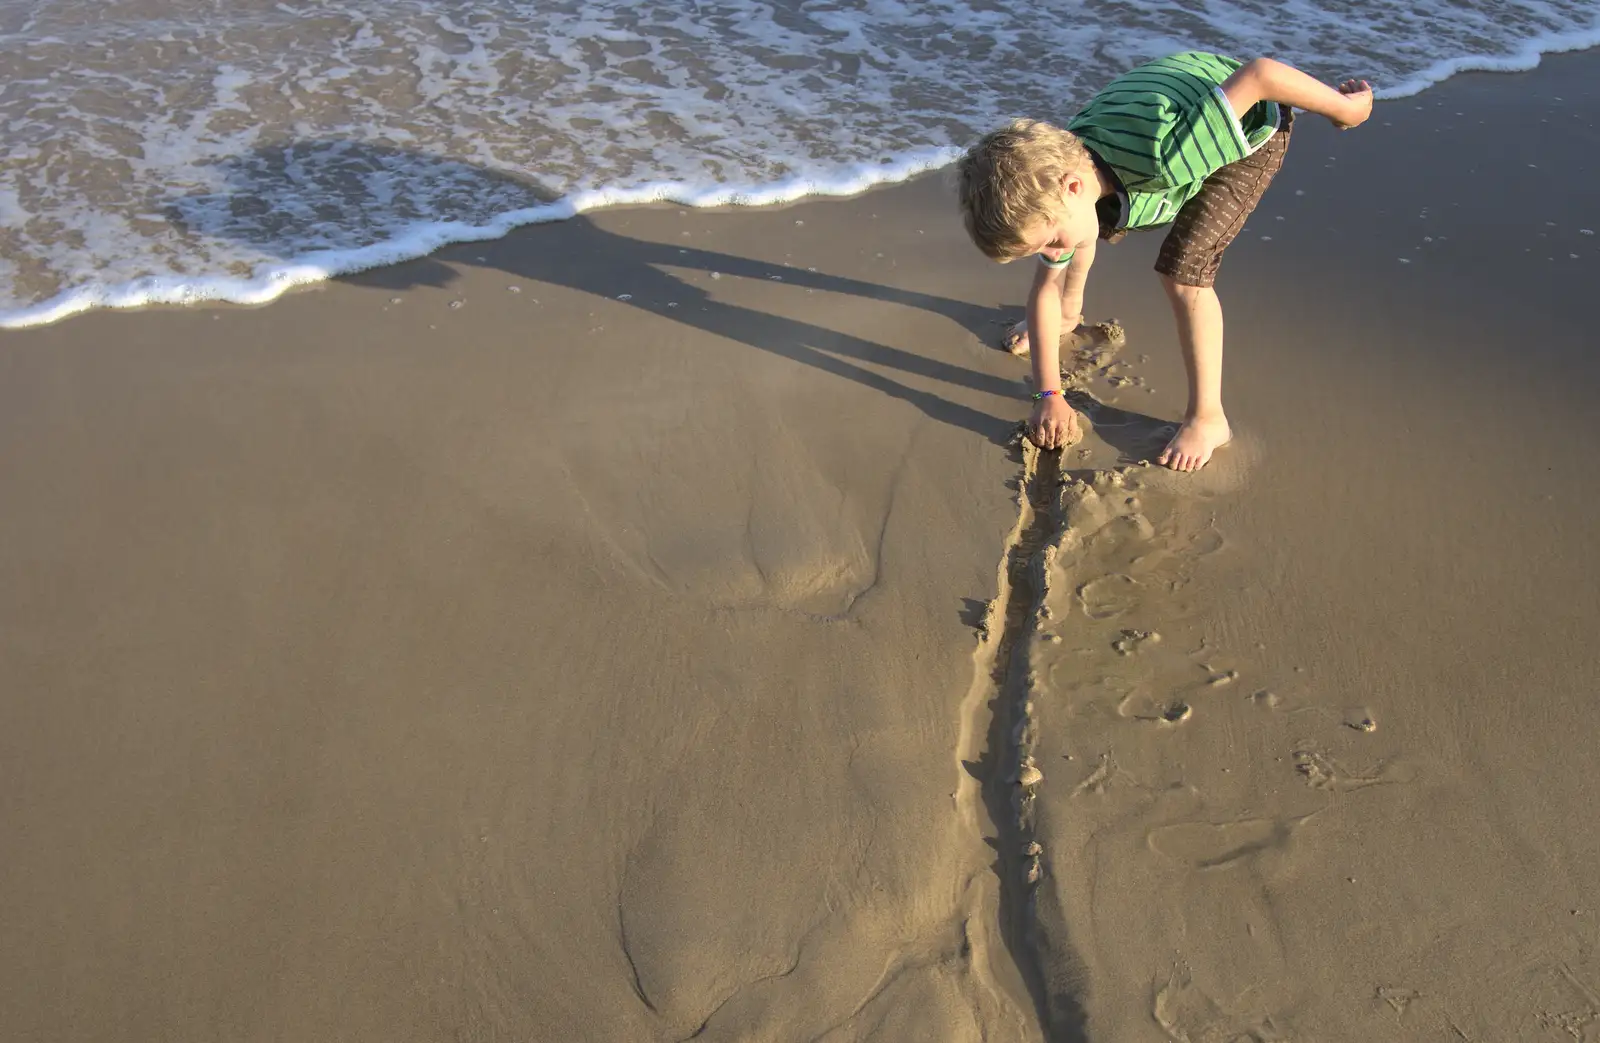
1160, 274, 1211, 302
1158, 273, 1216, 305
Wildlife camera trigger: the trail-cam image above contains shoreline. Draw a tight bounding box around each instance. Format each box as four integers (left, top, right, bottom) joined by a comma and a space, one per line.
0, 149, 964, 332
8, 31, 1600, 333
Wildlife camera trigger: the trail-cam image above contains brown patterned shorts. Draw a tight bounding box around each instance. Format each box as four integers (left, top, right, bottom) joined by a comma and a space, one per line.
1095, 108, 1294, 288
1153, 107, 1294, 287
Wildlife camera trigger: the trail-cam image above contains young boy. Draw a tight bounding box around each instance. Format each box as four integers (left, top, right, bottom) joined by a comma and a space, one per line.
957, 53, 1372, 470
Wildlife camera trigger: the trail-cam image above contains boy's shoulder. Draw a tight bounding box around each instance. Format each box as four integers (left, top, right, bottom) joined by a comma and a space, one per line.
1070, 52, 1244, 127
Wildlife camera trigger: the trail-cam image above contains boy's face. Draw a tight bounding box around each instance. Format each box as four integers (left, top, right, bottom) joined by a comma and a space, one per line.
1019, 172, 1100, 263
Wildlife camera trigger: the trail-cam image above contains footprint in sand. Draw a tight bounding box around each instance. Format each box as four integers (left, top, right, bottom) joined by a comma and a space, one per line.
1189, 526, 1225, 556
1292, 745, 1406, 791
1116, 690, 1192, 724
1112, 629, 1161, 655
1154, 964, 1290, 1042
1250, 689, 1284, 709
1077, 573, 1140, 619
1085, 514, 1157, 559
1067, 751, 1154, 798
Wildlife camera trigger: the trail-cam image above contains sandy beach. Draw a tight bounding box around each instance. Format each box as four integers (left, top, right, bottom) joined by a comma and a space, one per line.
3, 47, 1599, 1043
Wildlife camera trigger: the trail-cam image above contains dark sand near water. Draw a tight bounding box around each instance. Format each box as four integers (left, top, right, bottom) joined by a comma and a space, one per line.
2, 50, 1599, 1043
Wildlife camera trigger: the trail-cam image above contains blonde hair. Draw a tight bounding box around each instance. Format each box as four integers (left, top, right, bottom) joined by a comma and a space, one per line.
956, 119, 1088, 262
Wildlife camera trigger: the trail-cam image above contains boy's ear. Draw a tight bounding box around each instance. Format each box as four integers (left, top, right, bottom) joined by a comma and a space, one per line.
1060, 171, 1086, 198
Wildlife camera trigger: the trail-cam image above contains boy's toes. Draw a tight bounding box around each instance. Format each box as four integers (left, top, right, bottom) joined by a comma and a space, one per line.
1158, 416, 1231, 473
1001, 320, 1031, 356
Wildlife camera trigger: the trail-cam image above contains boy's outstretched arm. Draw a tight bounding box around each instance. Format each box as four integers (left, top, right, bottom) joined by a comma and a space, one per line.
1221, 58, 1373, 129
1024, 241, 1095, 449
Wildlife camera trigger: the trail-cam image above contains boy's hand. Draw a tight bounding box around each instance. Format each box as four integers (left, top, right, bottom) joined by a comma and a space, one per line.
1332, 79, 1373, 130
1027, 395, 1080, 450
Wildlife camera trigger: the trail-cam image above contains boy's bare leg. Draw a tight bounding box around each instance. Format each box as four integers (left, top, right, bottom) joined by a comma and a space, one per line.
1158, 276, 1231, 471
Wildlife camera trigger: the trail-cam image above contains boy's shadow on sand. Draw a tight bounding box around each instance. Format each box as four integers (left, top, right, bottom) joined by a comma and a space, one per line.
1067, 389, 1179, 465
168, 140, 1170, 456
168, 141, 1180, 1043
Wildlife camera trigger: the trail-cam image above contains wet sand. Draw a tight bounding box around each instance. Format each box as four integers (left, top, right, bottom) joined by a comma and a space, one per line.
3, 49, 1599, 1043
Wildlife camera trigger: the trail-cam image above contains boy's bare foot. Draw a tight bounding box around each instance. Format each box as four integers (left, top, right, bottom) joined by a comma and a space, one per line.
1332, 78, 1373, 130
1001, 320, 1032, 355
1157, 414, 1231, 472
1000, 316, 1084, 357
